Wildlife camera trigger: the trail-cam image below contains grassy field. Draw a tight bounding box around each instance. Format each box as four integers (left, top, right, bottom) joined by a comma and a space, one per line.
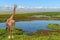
0, 12, 60, 22
0, 28, 60, 40
0, 11, 60, 40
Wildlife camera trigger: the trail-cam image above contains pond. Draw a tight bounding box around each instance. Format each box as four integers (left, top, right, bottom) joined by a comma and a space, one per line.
0, 20, 60, 33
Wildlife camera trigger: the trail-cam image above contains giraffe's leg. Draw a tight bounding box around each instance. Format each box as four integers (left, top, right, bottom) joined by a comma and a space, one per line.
7, 27, 11, 39
11, 26, 14, 39
9, 26, 14, 39
8, 26, 12, 39
8, 36, 11, 39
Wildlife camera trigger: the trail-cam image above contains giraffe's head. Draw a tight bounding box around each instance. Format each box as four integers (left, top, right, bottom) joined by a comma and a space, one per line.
14, 4, 17, 9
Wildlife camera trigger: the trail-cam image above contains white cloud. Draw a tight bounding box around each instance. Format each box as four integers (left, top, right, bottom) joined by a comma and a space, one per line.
44, 7, 60, 9
0, 5, 60, 12
0, 5, 11, 10
17, 6, 25, 9
33, 6, 43, 9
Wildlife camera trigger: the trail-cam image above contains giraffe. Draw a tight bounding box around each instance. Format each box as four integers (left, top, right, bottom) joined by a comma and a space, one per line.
6, 5, 17, 39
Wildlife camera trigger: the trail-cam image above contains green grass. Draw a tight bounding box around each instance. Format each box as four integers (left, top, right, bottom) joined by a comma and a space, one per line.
0, 28, 60, 40
0, 12, 60, 17
47, 24, 60, 30
0, 12, 60, 22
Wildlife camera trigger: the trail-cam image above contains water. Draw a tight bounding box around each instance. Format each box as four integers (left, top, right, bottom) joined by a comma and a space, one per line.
0, 20, 60, 33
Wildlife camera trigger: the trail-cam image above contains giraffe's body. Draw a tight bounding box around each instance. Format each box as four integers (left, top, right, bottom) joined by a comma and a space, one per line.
6, 18, 15, 32
6, 5, 17, 39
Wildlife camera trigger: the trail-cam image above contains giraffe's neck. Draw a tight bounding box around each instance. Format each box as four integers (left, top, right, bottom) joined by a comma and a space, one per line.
10, 7, 16, 19
10, 14, 14, 19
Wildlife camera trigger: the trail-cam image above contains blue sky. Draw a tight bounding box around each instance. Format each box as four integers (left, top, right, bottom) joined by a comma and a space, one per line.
0, 0, 60, 7
0, 0, 60, 12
